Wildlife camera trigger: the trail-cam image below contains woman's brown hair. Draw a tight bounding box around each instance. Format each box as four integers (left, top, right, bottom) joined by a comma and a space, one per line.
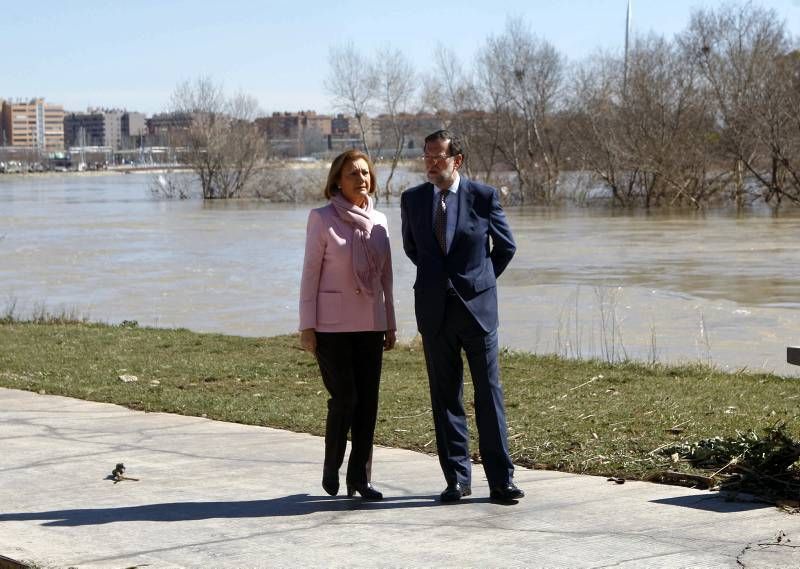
324, 149, 378, 199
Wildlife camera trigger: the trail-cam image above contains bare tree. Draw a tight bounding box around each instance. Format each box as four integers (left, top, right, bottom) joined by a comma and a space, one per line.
170, 77, 268, 199
623, 36, 716, 207
425, 47, 474, 177
746, 48, 800, 205
620, 36, 718, 208
568, 52, 634, 205
568, 35, 724, 209
373, 46, 417, 199
477, 19, 566, 203
326, 43, 377, 159
680, 3, 794, 208
775, 50, 800, 200
425, 45, 504, 184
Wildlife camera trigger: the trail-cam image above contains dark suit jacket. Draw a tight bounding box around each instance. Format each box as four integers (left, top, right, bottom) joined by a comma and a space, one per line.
400, 176, 516, 335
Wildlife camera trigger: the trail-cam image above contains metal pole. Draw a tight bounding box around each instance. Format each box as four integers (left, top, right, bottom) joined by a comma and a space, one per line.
623, 0, 632, 96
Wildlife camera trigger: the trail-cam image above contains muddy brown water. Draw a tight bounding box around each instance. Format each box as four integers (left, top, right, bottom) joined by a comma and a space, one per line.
2, 173, 800, 376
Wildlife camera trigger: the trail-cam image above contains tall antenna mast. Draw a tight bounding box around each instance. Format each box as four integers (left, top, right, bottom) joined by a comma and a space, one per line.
624, 0, 632, 96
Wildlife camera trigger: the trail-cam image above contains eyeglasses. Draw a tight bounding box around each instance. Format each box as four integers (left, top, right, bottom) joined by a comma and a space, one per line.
421, 153, 452, 164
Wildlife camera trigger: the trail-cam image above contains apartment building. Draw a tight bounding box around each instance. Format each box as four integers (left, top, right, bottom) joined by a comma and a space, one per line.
255, 111, 332, 157
101, 109, 123, 150
1, 98, 65, 150
121, 112, 147, 147
329, 113, 379, 153
63, 112, 105, 147
146, 112, 194, 146
64, 108, 133, 150
375, 112, 444, 154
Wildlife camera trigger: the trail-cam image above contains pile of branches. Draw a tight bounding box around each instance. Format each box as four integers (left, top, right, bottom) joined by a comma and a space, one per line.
660, 424, 800, 503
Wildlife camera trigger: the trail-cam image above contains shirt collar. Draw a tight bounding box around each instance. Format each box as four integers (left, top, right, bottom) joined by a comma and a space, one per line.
435, 171, 460, 194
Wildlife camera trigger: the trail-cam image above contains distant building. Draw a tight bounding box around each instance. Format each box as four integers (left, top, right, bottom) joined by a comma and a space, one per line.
255, 111, 332, 157
1, 98, 65, 150
64, 108, 130, 150
146, 112, 193, 146
329, 114, 379, 154
63, 112, 105, 147
121, 112, 147, 148
330, 114, 353, 137
375, 112, 444, 156
100, 109, 124, 150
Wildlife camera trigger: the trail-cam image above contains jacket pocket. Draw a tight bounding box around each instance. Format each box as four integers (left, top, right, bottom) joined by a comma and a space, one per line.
472, 272, 496, 293
317, 292, 343, 325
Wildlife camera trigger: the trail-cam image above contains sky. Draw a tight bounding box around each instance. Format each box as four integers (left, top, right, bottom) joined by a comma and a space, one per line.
1, 0, 799, 116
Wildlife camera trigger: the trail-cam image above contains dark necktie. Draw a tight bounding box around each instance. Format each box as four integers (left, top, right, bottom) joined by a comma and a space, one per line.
434, 189, 449, 253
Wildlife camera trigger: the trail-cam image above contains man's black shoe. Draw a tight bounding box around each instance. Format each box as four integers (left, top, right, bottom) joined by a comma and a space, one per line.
440, 482, 471, 502
490, 483, 525, 502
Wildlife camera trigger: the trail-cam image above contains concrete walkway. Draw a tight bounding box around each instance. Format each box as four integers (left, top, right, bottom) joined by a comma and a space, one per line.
1, 387, 798, 568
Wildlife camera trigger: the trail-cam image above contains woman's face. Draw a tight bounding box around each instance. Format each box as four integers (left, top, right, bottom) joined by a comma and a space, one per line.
338, 158, 371, 207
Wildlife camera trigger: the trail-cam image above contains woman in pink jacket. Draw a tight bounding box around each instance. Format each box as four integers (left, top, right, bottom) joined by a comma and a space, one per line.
299, 149, 396, 501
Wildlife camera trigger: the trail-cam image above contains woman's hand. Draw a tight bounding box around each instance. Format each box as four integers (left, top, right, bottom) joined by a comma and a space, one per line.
384, 329, 396, 351
300, 329, 317, 354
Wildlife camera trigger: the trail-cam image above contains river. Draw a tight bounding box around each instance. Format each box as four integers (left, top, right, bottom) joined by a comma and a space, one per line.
2, 173, 800, 376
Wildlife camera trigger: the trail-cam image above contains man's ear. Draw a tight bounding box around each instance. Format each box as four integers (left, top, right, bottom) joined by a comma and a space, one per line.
453, 154, 464, 170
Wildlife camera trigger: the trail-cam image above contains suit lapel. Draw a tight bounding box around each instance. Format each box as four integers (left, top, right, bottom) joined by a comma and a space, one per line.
450, 176, 473, 252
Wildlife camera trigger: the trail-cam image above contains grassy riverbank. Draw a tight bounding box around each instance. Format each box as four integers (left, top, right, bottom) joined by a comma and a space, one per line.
1, 320, 798, 485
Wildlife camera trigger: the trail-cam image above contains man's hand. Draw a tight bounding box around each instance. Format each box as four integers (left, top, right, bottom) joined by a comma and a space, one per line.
384, 329, 397, 351
300, 329, 317, 353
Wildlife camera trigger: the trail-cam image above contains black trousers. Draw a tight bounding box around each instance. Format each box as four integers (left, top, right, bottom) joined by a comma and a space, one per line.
315, 331, 384, 485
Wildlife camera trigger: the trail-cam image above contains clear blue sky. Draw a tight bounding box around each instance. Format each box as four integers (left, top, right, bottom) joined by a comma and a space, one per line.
2, 0, 798, 115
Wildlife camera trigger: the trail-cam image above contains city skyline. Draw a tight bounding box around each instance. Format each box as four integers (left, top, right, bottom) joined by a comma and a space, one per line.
2, 0, 799, 115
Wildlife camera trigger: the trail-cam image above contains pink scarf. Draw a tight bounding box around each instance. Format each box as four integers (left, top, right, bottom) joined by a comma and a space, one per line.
330, 193, 389, 295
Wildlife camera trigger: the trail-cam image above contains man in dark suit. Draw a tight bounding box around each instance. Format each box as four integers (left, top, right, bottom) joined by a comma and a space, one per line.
400, 129, 524, 503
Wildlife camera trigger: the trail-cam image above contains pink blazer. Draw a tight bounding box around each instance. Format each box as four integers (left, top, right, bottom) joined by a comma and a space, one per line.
299, 202, 396, 333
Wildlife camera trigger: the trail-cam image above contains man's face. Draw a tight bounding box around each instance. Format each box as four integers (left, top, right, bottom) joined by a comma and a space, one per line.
424, 138, 462, 188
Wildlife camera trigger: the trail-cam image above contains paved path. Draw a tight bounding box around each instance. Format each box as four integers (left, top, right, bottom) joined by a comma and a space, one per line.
1, 387, 798, 568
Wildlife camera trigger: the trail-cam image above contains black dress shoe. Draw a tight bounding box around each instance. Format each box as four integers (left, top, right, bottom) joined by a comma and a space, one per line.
440, 482, 471, 503
322, 469, 339, 496
346, 482, 383, 501
490, 483, 525, 502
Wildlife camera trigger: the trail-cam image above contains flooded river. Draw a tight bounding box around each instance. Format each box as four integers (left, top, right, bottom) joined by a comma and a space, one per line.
2, 173, 800, 376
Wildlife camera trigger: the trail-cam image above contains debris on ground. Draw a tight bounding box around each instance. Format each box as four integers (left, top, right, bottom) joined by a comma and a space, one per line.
659, 424, 800, 503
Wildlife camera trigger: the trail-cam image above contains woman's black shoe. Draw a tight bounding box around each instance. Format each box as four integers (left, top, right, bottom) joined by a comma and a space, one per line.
322, 469, 339, 496
346, 482, 383, 500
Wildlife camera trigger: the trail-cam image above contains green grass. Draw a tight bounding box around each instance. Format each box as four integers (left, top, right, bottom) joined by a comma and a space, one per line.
1, 320, 798, 482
